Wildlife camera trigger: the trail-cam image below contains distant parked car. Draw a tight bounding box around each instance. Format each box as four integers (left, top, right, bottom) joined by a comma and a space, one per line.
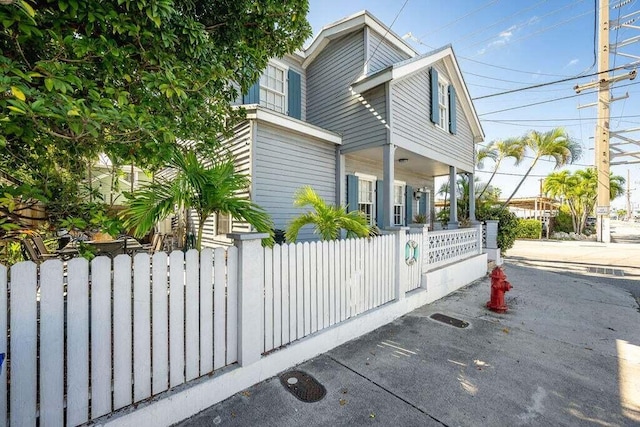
586, 217, 596, 227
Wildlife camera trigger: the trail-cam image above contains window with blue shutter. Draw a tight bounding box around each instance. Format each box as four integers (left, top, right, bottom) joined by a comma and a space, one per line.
430, 67, 439, 125
242, 81, 260, 104
346, 174, 359, 213
419, 192, 428, 218
288, 69, 302, 119
405, 185, 413, 225
448, 86, 457, 135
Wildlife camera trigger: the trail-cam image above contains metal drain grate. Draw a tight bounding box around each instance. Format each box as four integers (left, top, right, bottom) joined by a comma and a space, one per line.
430, 313, 469, 328
587, 267, 624, 276
279, 370, 326, 403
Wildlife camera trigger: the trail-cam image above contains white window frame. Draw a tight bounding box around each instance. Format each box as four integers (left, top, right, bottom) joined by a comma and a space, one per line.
216, 212, 232, 236
437, 76, 449, 132
356, 173, 376, 226
259, 60, 288, 114
393, 181, 406, 226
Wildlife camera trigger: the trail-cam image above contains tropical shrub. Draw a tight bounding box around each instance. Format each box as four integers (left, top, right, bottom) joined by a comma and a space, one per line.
477, 206, 519, 254
516, 219, 541, 239
551, 206, 573, 233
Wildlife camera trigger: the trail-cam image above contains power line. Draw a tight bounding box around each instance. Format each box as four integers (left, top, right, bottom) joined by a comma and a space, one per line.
473, 64, 636, 100
483, 113, 640, 122
416, 0, 501, 40
475, 170, 551, 178
478, 80, 640, 115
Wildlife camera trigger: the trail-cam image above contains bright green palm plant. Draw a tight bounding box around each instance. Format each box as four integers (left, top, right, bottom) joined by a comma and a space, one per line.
286, 186, 370, 242
122, 148, 273, 250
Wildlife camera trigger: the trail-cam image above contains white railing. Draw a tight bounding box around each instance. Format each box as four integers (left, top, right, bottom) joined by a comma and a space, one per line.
425, 227, 481, 271
3, 248, 237, 426
263, 235, 396, 353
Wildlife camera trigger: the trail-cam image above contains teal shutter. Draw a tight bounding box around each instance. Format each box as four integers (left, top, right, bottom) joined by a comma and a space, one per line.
449, 86, 457, 134
430, 67, 439, 125
405, 185, 413, 225
346, 174, 359, 213
243, 81, 260, 104
419, 192, 428, 217
376, 180, 384, 227
287, 69, 302, 119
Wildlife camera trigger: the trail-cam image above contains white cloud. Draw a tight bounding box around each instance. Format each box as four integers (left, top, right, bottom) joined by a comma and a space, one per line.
565, 59, 579, 68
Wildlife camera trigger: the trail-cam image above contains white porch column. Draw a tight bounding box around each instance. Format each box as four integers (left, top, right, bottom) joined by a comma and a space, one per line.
336, 149, 345, 206
448, 166, 458, 229
468, 172, 477, 223
383, 144, 396, 228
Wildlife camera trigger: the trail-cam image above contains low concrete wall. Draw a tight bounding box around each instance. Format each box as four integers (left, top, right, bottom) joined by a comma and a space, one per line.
423, 253, 488, 303
97, 254, 487, 427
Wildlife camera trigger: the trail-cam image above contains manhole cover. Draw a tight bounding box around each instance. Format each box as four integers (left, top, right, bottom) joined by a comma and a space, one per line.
430, 313, 469, 328
279, 370, 326, 403
587, 267, 624, 276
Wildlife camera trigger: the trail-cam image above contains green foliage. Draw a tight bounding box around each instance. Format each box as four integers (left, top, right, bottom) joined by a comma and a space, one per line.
515, 219, 542, 239
477, 207, 519, 254
413, 213, 428, 224
0, 0, 311, 225
122, 148, 274, 250
286, 186, 370, 242
551, 205, 574, 233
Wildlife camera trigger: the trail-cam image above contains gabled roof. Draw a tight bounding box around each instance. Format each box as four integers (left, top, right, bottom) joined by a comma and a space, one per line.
302, 10, 418, 69
350, 45, 485, 143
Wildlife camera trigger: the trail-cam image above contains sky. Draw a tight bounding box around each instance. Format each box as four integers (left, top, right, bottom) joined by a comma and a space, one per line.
305, 0, 640, 212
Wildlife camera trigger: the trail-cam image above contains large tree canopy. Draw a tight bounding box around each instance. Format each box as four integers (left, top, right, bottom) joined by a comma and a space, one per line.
0, 0, 311, 221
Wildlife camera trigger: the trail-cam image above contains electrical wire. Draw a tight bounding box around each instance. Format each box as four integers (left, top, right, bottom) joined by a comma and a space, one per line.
416, 0, 501, 40
483, 113, 640, 122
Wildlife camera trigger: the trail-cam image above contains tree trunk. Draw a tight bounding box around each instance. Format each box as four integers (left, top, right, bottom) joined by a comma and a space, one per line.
197, 214, 205, 252
477, 159, 502, 199
500, 158, 539, 209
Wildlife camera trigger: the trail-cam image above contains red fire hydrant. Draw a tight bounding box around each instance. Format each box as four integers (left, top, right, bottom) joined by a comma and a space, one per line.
487, 266, 512, 313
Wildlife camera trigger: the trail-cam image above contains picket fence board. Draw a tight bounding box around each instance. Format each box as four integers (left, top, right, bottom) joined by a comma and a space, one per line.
0, 265, 6, 425
152, 252, 169, 395
325, 241, 332, 328
200, 249, 214, 375
185, 250, 199, 382
296, 243, 304, 341
113, 255, 133, 409
264, 247, 273, 353
133, 254, 151, 402
273, 246, 282, 349
281, 244, 290, 346
226, 246, 238, 364
91, 257, 113, 418
10, 262, 37, 426
213, 248, 226, 370
67, 257, 90, 426
287, 243, 297, 343
39, 260, 64, 425
169, 251, 185, 388
339, 239, 346, 322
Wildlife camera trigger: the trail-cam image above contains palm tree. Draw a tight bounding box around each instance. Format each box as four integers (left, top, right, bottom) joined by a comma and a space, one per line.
477, 138, 525, 199
122, 148, 273, 250
501, 128, 582, 208
286, 186, 370, 242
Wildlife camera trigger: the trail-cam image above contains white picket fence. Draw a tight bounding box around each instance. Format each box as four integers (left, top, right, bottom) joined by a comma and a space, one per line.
0, 227, 484, 426
3, 248, 237, 426
263, 235, 396, 353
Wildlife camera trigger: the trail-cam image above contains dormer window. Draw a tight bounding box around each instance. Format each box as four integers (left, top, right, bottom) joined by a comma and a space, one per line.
259, 63, 286, 114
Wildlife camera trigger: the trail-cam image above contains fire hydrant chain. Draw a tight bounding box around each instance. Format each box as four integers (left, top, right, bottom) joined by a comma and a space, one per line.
487, 266, 512, 313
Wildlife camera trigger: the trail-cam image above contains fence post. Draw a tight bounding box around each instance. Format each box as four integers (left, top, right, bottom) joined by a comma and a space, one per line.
229, 232, 269, 366
476, 223, 483, 255
387, 227, 408, 301
484, 220, 502, 265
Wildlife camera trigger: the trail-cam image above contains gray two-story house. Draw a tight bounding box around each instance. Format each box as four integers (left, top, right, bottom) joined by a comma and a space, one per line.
198, 10, 484, 246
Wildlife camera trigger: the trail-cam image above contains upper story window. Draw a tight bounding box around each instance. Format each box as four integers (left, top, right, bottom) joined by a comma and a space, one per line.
358, 178, 375, 226
437, 79, 449, 131
260, 63, 286, 114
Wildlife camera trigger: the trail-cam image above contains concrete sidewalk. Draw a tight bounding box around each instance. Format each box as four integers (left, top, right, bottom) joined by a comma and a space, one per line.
176, 262, 640, 426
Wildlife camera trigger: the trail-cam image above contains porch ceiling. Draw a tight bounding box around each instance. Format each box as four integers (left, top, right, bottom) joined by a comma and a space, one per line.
349, 146, 451, 177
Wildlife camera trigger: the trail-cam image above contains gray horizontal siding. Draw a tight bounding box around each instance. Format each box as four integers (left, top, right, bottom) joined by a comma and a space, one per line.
254, 123, 337, 242
367, 30, 411, 74
390, 62, 475, 172
307, 31, 388, 151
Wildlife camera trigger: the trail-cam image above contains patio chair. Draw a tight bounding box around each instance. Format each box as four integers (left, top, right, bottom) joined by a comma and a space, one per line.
143, 233, 165, 254
21, 238, 57, 263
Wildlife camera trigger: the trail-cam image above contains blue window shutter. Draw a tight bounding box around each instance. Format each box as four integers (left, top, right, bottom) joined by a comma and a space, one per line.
287, 69, 302, 119
430, 67, 439, 125
419, 192, 428, 217
376, 180, 384, 227
346, 175, 359, 213
243, 81, 260, 104
405, 185, 413, 225
449, 86, 457, 134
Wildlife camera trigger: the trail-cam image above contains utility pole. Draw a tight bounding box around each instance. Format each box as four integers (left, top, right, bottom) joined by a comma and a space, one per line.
574, 0, 636, 242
